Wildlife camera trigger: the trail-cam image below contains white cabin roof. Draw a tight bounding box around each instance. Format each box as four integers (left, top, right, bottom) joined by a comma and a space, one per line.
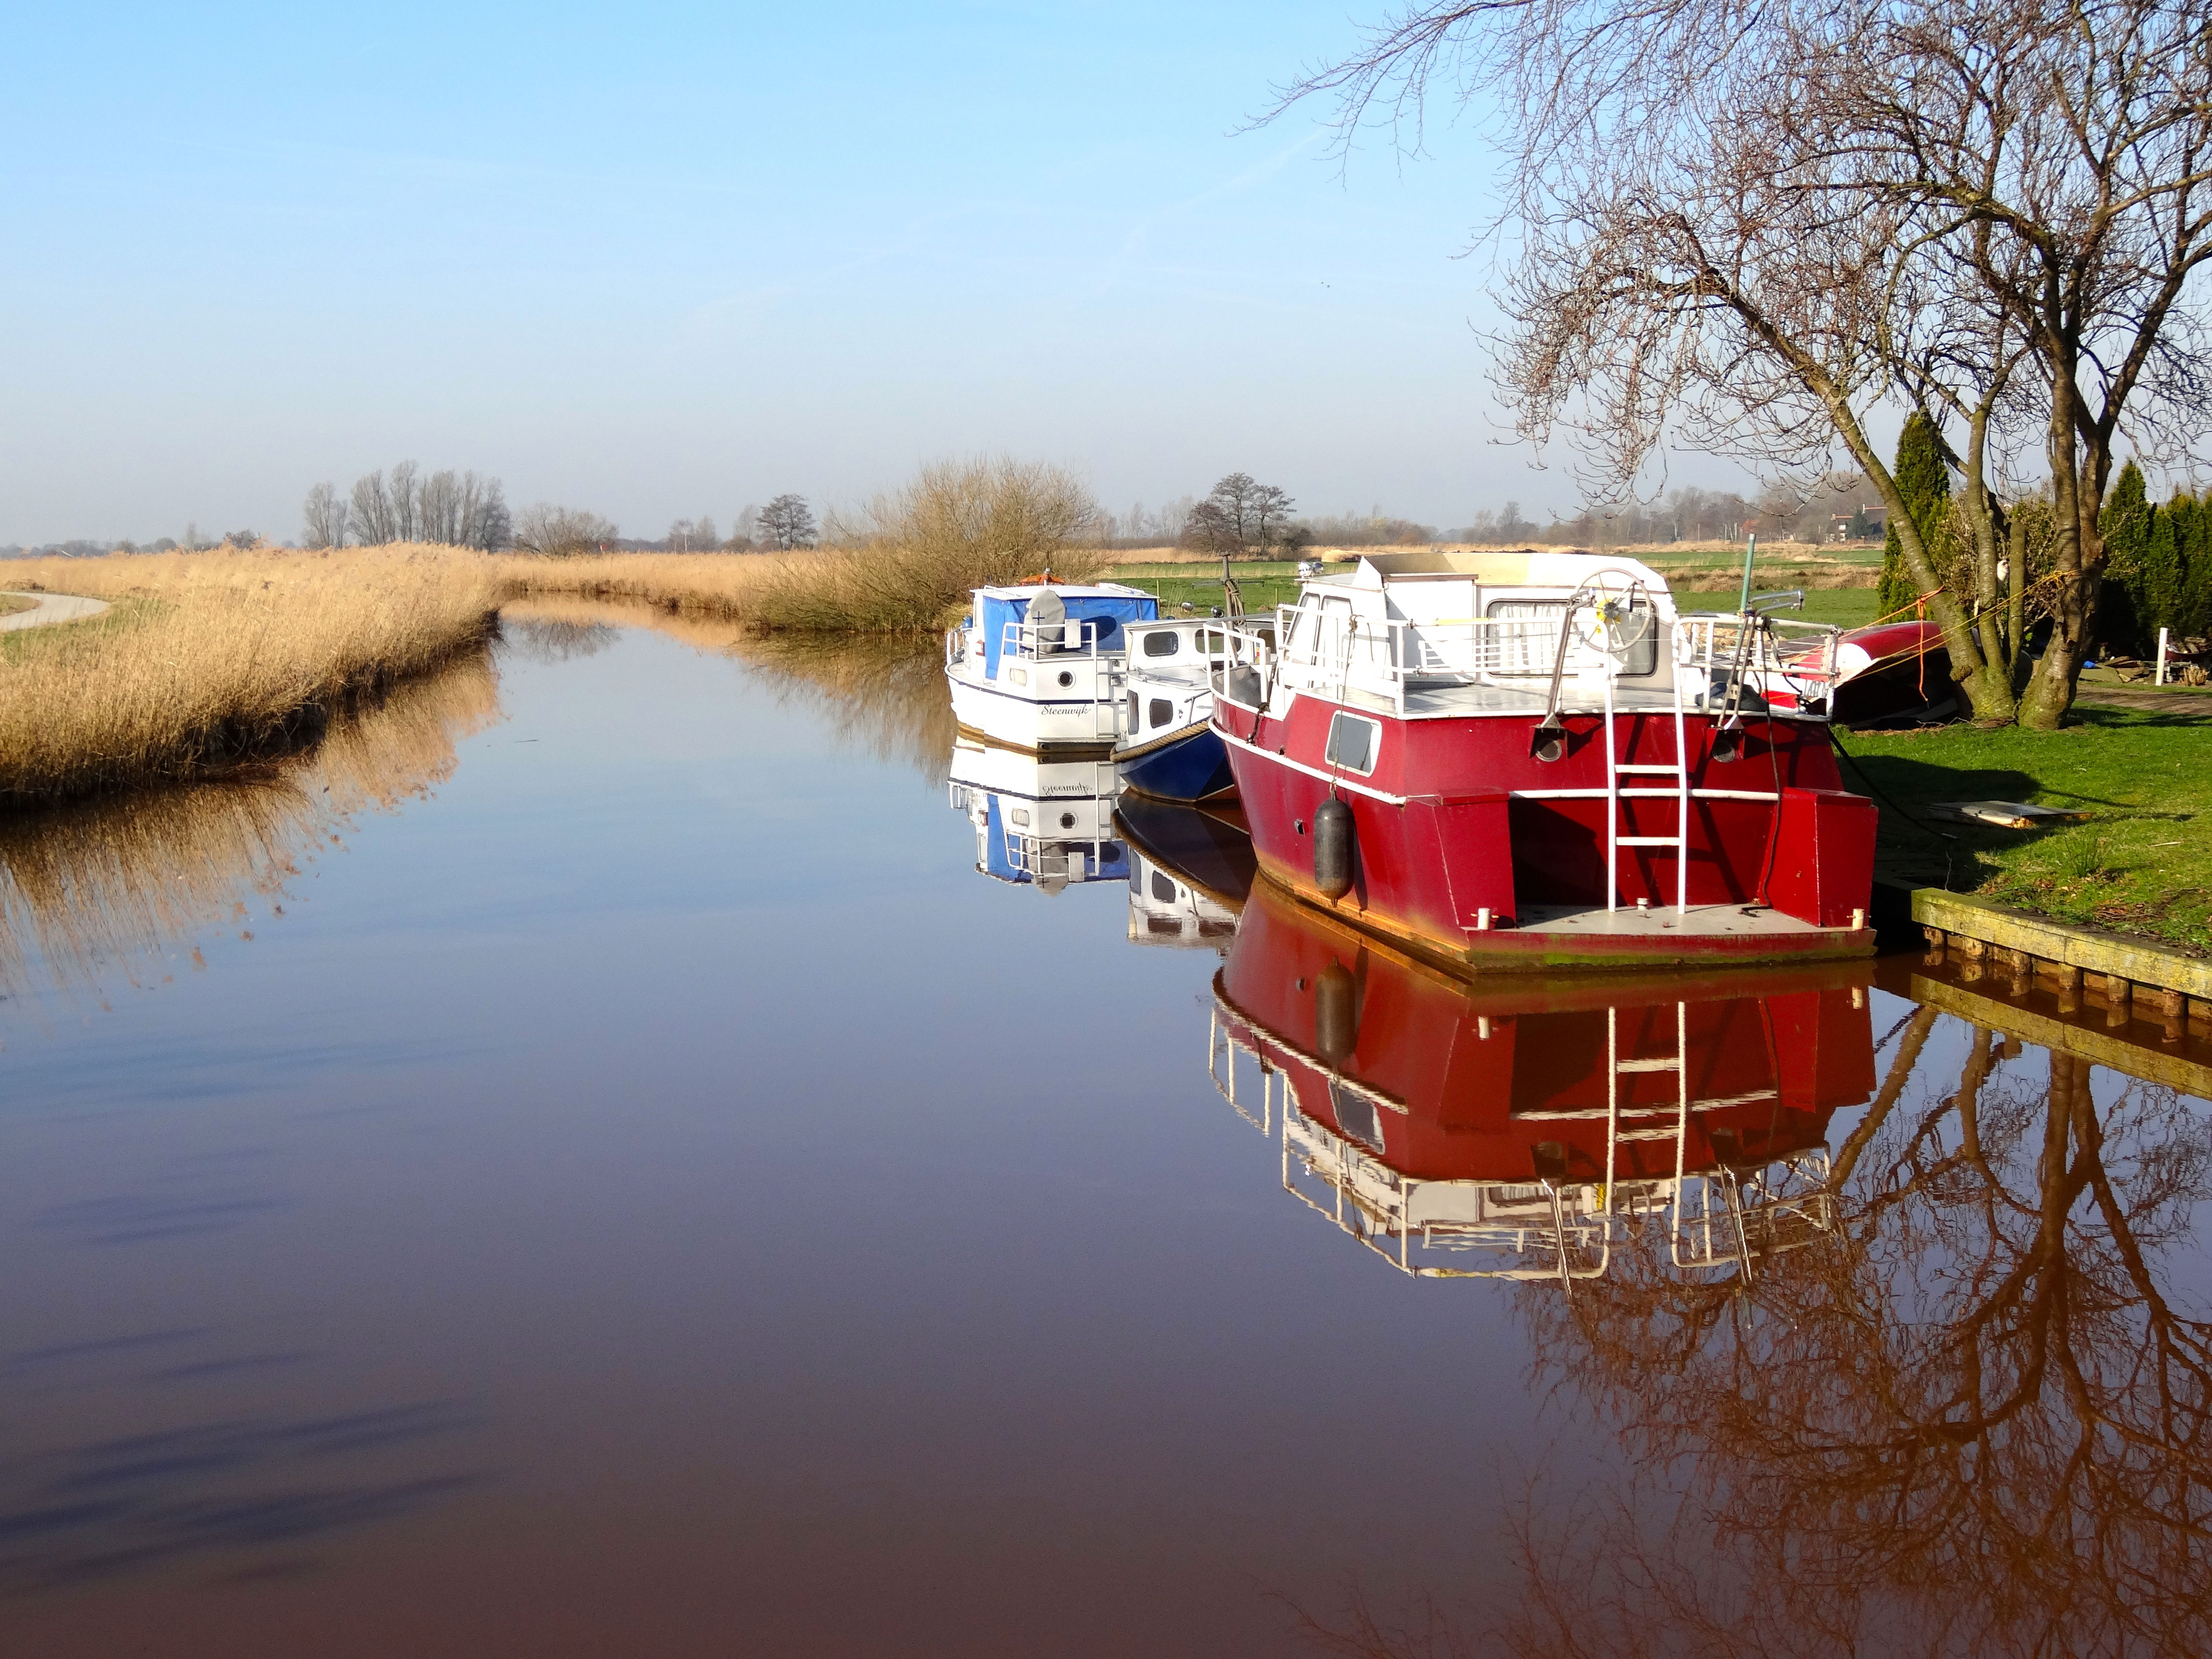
971, 581, 1154, 601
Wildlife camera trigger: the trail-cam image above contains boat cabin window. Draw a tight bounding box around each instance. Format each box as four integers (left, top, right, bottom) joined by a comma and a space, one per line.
1329, 1083, 1384, 1152
1198, 629, 1227, 654
1142, 629, 1180, 657
1150, 871, 1177, 903
1325, 712, 1380, 775
1148, 698, 1173, 729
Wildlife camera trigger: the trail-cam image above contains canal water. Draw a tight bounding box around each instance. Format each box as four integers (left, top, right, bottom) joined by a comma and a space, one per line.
1, 607, 2207, 1657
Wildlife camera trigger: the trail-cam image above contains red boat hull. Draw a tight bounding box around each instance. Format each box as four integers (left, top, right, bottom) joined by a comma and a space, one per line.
1216, 691, 1875, 971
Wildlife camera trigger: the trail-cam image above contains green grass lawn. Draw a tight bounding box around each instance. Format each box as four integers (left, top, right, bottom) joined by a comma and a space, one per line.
1838, 706, 2212, 953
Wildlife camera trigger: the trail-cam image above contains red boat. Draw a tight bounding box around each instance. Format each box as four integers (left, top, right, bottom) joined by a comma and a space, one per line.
1208, 881, 1878, 1282
1828, 618, 1958, 726
1210, 551, 1877, 972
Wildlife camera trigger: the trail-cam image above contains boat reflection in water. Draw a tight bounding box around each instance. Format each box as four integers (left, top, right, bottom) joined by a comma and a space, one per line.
1209, 877, 1875, 1284
1114, 796, 1256, 953
947, 736, 1126, 892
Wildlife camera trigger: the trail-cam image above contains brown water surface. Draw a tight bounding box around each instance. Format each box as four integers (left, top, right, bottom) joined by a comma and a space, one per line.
0, 611, 2207, 1657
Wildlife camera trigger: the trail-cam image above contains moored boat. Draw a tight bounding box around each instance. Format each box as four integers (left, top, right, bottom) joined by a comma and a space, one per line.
947, 736, 1125, 893
1211, 550, 1878, 972
944, 581, 1158, 753
1114, 617, 1238, 802
1206, 881, 1876, 1282
1827, 618, 1959, 726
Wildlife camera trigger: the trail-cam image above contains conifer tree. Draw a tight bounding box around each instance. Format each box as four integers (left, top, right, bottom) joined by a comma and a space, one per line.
1876, 412, 1950, 621
2098, 462, 2151, 652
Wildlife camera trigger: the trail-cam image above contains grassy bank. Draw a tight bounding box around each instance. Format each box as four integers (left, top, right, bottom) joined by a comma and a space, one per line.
0, 546, 497, 802
1840, 705, 2212, 953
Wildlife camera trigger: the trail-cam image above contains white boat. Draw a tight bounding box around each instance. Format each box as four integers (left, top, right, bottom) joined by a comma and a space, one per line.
944, 582, 1159, 752
947, 736, 1126, 893
1124, 842, 1241, 951
1114, 618, 1238, 802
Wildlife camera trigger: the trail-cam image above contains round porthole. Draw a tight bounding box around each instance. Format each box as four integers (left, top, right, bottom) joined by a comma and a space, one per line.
1059, 811, 1076, 830
1056, 670, 1074, 688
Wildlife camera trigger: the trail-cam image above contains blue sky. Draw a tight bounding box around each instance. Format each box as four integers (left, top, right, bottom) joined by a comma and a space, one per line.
2, 2, 1638, 544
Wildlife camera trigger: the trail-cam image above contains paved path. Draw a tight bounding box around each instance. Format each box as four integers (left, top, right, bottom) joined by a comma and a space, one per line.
0, 591, 110, 632
2076, 684, 2212, 720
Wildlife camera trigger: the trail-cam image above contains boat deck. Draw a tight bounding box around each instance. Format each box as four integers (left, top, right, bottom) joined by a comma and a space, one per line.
1515, 903, 1846, 940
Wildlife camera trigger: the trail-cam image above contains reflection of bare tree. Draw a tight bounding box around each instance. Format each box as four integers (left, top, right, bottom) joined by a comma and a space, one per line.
730, 636, 957, 785
496, 595, 956, 784
0, 654, 501, 1001
1302, 1019, 2212, 1658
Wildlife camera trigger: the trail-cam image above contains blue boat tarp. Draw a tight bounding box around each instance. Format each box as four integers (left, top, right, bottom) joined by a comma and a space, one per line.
979, 590, 1158, 680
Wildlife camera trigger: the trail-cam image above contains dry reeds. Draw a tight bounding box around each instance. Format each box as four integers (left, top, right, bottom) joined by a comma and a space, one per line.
0, 653, 501, 997
0, 545, 498, 802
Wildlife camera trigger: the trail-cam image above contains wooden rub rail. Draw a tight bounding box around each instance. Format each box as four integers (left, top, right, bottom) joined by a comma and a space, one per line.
1913, 888, 2212, 1047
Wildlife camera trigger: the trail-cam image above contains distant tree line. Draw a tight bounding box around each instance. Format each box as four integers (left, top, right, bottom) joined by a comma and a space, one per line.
303, 463, 511, 549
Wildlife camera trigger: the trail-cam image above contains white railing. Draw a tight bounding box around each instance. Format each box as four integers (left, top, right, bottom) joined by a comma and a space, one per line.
1675, 613, 1842, 717
999, 616, 1109, 664
1215, 605, 1650, 717
1213, 602, 1846, 721
1209, 1001, 1842, 1289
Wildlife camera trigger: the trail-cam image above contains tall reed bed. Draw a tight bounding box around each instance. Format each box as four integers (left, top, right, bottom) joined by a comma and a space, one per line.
0, 654, 501, 995
0, 545, 497, 801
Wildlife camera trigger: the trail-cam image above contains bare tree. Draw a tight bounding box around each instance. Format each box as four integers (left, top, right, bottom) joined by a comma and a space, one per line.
388, 459, 420, 543
349, 471, 395, 546
301, 481, 348, 549
1184, 473, 1303, 557
513, 504, 618, 557
1273, 0, 2212, 727
457, 473, 509, 551
417, 469, 463, 544
665, 516, 720, 552
756, 494, 818, 550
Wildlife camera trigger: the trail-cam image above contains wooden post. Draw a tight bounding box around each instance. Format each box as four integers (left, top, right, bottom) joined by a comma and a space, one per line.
2105, 975, 2133, 1029
2153, 985, 2185, 1044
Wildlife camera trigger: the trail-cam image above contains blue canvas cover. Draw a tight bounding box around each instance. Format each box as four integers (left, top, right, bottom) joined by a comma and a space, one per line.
979, 590, 1159, 680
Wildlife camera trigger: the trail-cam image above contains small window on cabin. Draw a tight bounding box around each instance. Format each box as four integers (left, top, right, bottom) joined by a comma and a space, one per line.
1326, 712, 1380, 775
1149, 698, 1173, 728
1150, 871, 1177, 903
1199, 629, 1226, 654
1142, 630, 1180, 657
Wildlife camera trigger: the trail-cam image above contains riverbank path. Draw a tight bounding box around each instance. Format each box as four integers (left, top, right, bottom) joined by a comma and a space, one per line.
0, 591, 109, 632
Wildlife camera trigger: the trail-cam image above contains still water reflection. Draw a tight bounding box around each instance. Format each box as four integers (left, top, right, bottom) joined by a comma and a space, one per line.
0, 608, 2204, 1657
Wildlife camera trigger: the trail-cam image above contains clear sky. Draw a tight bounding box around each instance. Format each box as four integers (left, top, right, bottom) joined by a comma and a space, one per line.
3, 1, 1665, 545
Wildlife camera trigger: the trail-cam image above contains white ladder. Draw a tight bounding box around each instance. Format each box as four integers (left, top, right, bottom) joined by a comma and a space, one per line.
1602, 1001, 1688, 1215
1601, 661, 1691, 913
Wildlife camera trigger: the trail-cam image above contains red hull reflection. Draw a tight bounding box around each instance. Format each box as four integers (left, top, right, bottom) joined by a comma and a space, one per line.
1210, 881, 1879, 1281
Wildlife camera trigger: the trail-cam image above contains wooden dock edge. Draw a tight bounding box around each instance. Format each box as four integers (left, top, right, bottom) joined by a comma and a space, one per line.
1875, 880, 2212, 1047
1908, 972, 2212, 1099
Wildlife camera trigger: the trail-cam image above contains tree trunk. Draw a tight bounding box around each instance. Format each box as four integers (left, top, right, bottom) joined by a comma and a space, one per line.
2020, 337, 2097, 729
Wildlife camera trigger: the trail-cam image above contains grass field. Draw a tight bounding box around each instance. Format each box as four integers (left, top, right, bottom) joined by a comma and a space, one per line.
0, 593, 35, 618
1840, 706, 2212, 952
